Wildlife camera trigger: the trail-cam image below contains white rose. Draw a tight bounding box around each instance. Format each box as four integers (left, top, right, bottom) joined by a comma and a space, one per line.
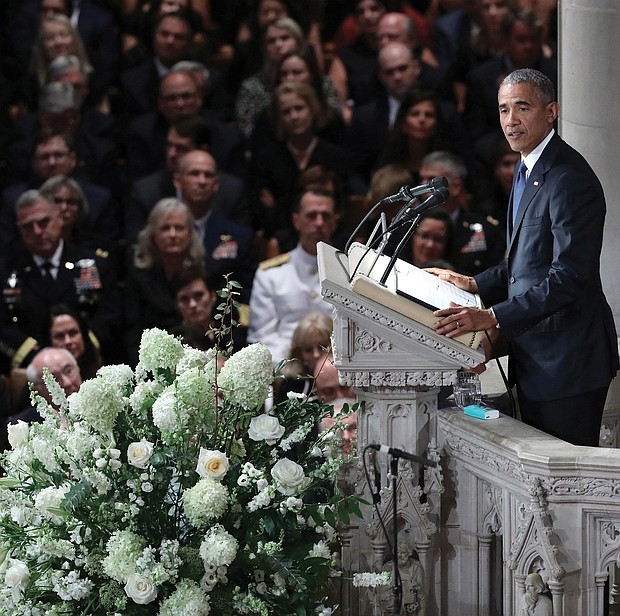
127, 440, 154, 469
7, 420, 29, 449
5, 559, 30, 592
248, 414, 285, 445
196, 448, 229, 480
124, 573, 158, 604
270, 458, 306, 495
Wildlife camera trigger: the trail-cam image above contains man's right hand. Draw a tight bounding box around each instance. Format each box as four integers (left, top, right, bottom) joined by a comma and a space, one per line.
425, 267, 479, 294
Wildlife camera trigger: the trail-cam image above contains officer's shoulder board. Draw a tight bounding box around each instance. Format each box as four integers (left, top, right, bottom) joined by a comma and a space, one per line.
259, 253, 290, 271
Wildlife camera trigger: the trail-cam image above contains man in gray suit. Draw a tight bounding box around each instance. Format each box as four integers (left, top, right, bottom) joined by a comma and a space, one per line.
430, 68, 619, 446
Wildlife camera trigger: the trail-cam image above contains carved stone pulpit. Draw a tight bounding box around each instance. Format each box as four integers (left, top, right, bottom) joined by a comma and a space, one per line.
317, 242, 484, 616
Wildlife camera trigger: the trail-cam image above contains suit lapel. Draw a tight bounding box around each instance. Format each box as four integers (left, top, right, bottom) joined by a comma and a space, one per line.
507, 134, 560, 252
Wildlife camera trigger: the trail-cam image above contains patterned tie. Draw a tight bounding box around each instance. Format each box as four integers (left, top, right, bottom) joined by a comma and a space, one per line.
512, 161, 527, 228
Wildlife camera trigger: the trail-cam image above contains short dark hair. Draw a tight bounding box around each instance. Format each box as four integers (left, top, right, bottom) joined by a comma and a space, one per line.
291, 187, 336, 214
171, 116, 212, 149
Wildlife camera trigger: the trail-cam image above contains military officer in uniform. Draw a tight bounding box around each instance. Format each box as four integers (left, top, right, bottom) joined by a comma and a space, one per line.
419, 150, 505, 276
248, 189, 339, 365
0, 190, 119, 373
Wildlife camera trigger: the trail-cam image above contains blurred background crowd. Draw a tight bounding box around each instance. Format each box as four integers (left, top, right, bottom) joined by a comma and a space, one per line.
0, 0, 558, 417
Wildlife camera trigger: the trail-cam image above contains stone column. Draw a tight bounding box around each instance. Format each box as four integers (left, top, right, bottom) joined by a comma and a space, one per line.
558, 0, 620, 325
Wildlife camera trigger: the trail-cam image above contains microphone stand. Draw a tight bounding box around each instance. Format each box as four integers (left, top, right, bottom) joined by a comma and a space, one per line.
387, 450, 437, 615
379, 213, 421, 286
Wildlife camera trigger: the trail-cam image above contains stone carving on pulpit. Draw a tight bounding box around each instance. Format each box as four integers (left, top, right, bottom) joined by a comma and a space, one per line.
374, 541, 425, 615
519, 572, 553, 616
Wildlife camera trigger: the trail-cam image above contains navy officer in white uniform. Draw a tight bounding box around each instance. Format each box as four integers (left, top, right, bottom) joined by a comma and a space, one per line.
248, 188, 339, 365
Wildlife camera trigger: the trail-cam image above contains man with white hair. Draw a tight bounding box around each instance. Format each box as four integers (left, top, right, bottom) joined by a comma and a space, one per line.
1, 347, 82, 451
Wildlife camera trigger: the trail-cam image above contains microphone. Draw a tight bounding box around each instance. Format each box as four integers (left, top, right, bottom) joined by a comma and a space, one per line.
397, 187, 451, 224
381, 177, 448, 204
367, 444, 437, 467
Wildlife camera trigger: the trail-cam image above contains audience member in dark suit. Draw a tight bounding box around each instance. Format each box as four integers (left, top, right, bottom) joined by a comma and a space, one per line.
327, 0, 387, 112
119, 11, 195, 117
1, 347, 82, 452
123, 69, 247, 182
125, 116, 250, 244
124, 198, 205, 364
174, 151, 257, 303
431, 69, 619, 447
251, 82, 356, 238
1, 132, 118, 258
464, 9, 557, 155
0, 190, 119, 374
5, 81, 121, 191
346, 42, 423, 181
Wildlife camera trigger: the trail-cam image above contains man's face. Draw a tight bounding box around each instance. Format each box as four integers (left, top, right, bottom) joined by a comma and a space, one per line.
498, 81, 558, 157
165, 128, 195, 171
479, 0, 510, 33
174, 151, 220, 212
378, 44, 420, 99
159, 73, 202, 122
376, 14, 412, 49
507, 20, 542, 68
40, 0, 68, 19
34, 349, 82, 404
154, 16, 192, 66
292, 193, 339, 255
32, 136, 76, 179
16, 199, 63, 258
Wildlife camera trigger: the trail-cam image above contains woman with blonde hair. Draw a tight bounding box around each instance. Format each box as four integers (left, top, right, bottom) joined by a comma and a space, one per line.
275, 311, 333, 404
124, 198, 205, 363
31, 14, 92, 90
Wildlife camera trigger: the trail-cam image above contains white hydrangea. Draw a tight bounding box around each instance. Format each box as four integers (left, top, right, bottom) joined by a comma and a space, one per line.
352, 571, 392, 587
68, 377, 125, 433
175, 366, 217, 412
102, 530, 146, 583
200, 524, 238, 568
137, 328, 184, 375
31, 435, 60, 473
96, 364, 134, 391
128, 380, 164, 414
218, 344, 273, 408
158, 579, 210, 616
183, 477, 229, 528
152, 387, 188, 435
64, 422, 101, 462
176, 346, 216, 374
52, 570, 94, 601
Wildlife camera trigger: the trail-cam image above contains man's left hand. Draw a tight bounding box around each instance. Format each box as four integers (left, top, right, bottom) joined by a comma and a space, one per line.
432, 302, 497, 338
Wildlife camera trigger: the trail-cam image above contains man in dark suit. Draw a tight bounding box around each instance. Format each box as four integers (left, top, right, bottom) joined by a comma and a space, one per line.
0, 190, 120, 373
174, 150, 256, 303
431, 68, 619, 447
125, 116, 250, 244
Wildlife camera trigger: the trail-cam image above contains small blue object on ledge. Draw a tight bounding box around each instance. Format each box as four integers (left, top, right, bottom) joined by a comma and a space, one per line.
463, 405, 500, 420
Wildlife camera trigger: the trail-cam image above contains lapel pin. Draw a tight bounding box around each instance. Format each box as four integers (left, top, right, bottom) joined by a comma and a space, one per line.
534, 181, 539, 186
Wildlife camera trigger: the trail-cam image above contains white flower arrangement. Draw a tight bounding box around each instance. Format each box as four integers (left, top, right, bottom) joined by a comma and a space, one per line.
0, 324, 362, 615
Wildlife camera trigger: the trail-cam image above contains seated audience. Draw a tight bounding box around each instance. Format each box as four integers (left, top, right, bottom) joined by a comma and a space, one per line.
124, 198, 205, 363
49, 303, 102, 381
314, 353, 357, 456
171, 264, 247, 353
275, 311, 333, 404
248, 188, 338, 365
0, 190, 119, 374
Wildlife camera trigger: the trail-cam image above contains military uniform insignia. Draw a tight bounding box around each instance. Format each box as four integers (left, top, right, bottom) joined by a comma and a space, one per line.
212, 235, 239, 260
259, 253, 290, 270
72, 259, 102, 302
461, 223, 488, 253
3, 271, 21, 307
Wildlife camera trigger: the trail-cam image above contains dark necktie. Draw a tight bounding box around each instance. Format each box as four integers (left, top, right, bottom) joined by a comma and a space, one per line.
512, 161, 527, 228
40, 261, 53, 279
